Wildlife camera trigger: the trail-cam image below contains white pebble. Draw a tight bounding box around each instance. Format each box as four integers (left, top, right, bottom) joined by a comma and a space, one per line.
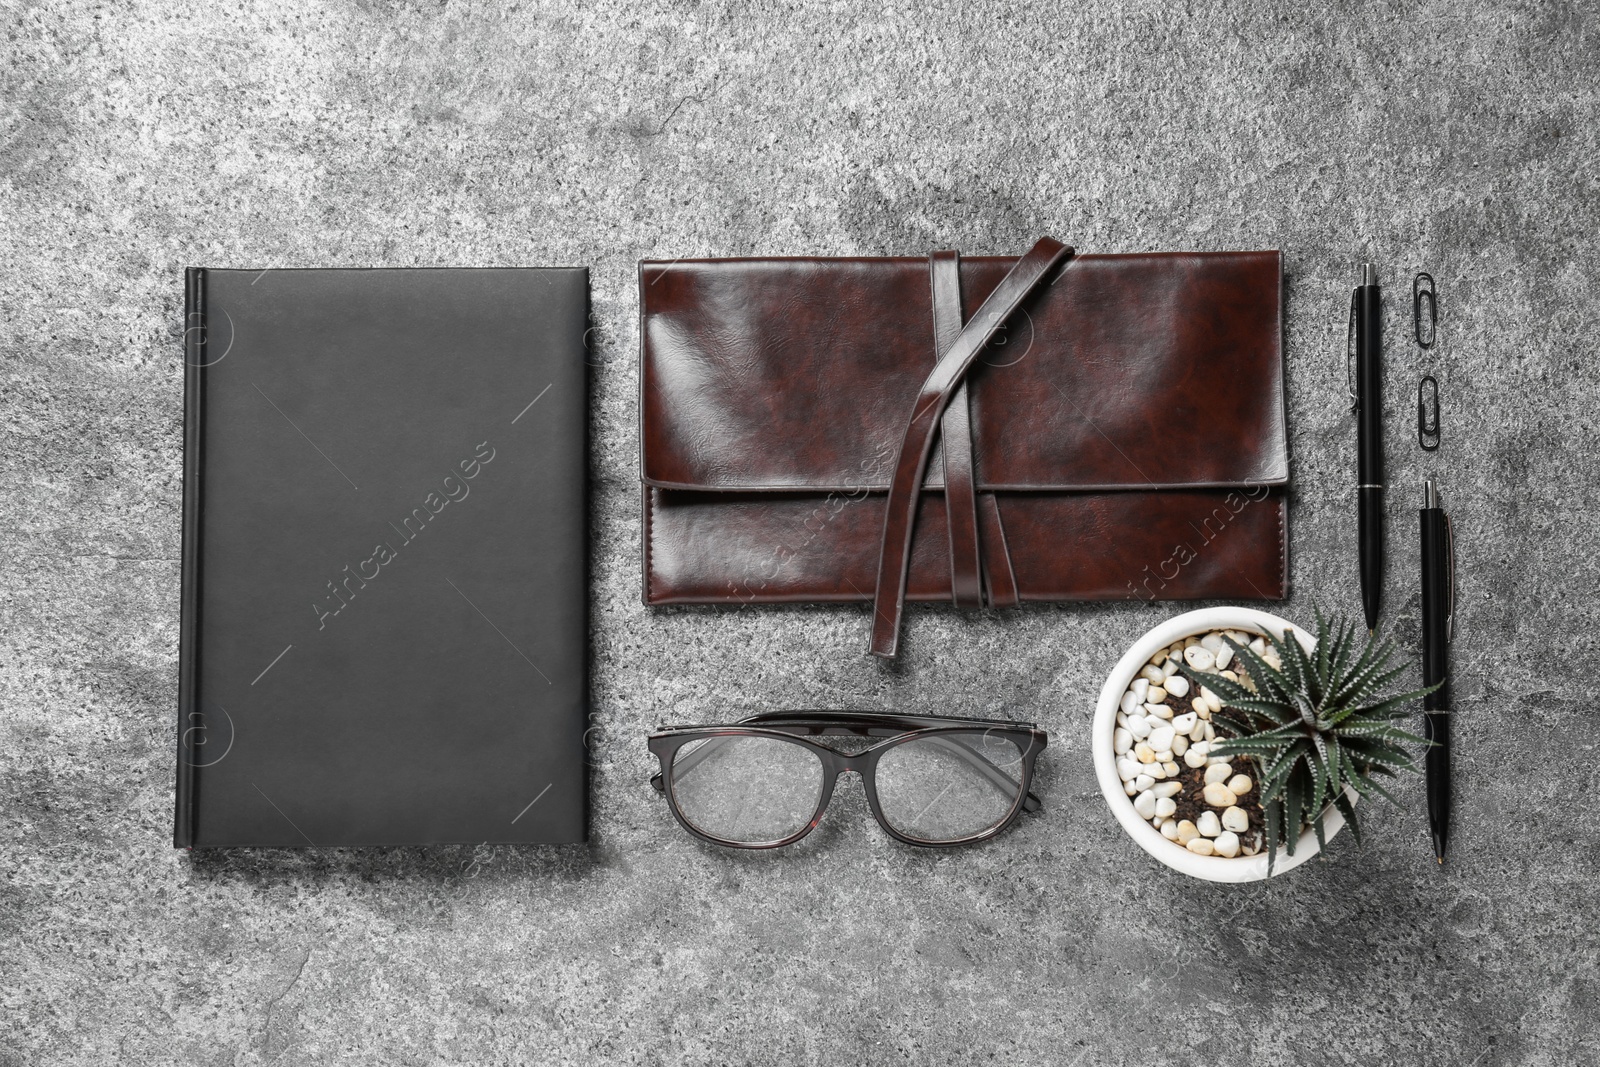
1213, 831, 1241, 858
1164, 761, 1181, 776
1171, 712, 1198, 734
1175, 820, 1200, 844
1131, 678, 1149, 703
1202, 722, 1216, 741
1186, 838, 1215, 856
1250, 637, 1267, 654
1140, 664, 1165, 684
1215, 644, 1233, 669
1183, 646, 1215, 671
1123, 780, 1139, 795
1155, 797, 1177, 818
1147, 685, 1166, 703
1171, 735, 1188, 756
1160, 820, 1181, 841
1183, 748, 1209, 768
1113, 727, 1132, 755
1200, 633, 1224, 652
1135, 743, 1157, 764
1145, 702, 1174, 720
1242, 843, 1259, 857
1162, 660, 1179, 678
1222, 806, 1250, 833
1133, 774, 1154, 792
1202, 687, 1222, 713
1227, 775, 1254, 796
1120, 690, 1141, 715
1147, 725, 1176, 751
1116, 758, 1140, 782
1203, 783, 1239, 808
1197, 810, 1222, 837
1152, 781, 1183, 799
1127, 716, 1151, 740
1154, 749, 1173, 763
1188, 720, 1207, 742
1165, 675, 1190, 697
1204, 763, 1234, 784
1191, 697, 1209, 716
1133, 791, 1157, 819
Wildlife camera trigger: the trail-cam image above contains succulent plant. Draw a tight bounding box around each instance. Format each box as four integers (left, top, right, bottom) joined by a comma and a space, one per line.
1177, 610, 1437, 868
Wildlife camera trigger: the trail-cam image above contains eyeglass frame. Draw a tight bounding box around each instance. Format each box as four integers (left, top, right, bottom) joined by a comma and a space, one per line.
646, 711, 1048, 849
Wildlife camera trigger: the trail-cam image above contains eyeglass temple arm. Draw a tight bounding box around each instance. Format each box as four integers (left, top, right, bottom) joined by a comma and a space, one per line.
651, 732, 1042, 812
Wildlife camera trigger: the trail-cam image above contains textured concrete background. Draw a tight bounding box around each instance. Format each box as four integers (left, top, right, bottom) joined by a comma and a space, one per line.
3, 1, 1597, 1064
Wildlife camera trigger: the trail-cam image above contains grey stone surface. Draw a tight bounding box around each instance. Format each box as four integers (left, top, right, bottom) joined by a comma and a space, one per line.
3, 1, 1597, 1063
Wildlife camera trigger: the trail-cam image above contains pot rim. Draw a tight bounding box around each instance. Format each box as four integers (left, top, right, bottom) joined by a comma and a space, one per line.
1092, 606, 1351, 882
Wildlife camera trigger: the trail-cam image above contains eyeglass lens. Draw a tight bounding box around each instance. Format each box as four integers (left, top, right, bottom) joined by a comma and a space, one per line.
670, 735, 824, 845
875, 732, 1025, 842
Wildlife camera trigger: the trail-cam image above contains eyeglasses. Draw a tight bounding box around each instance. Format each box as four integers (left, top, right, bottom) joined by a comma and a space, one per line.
647, 712, 1047, 848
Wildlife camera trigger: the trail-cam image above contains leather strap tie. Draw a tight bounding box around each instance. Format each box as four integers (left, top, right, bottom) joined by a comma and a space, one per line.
929, 251, 984, 612
870, 237, 1075, 658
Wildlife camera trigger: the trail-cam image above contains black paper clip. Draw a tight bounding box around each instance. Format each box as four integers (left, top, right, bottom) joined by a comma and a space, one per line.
1418, 375, 1441, 451
1413, 272, 1437, 348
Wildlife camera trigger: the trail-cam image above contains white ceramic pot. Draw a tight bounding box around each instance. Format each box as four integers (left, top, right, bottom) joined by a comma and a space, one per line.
1093, 606, 1351, 882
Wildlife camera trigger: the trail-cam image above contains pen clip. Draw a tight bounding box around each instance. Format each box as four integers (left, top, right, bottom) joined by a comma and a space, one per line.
1346, 289, 1360, 414
1444, 511, 1455, 644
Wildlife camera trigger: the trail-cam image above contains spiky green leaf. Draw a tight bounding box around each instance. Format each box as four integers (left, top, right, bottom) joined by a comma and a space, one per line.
1285, 775, 1304, 857
1306, 739, 1331, 812
1225, 640, 1291, 702
1211, 735, 1297, 757
1277, 627, 1323, 707
1261, 739, 1309, 784
1264, 798, 1282, 874
1272, 627, 1309, 695
1314, 605, 1333, 685
1333, 792, 1362, 846
1180, 667, 1253, 707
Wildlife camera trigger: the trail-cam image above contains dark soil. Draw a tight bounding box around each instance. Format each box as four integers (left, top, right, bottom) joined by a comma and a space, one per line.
1170, 762, 1265, 854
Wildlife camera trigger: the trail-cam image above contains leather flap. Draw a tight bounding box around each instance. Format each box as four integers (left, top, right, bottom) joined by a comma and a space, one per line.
640, 250, 1285, 493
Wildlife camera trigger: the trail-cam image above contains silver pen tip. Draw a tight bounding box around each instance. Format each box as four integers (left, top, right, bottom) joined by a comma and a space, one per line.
1424, 479, 1438, 508
1361, 263, 1378, 286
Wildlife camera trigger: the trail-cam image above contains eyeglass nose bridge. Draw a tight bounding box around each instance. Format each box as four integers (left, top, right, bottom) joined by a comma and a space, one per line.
829, 751, 876, 775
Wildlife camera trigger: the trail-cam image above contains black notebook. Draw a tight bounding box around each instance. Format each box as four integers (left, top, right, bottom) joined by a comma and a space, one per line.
176, 268, 588, 847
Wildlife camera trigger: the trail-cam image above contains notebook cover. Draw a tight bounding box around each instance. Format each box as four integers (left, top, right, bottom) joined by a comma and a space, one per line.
176, 268, 588, 847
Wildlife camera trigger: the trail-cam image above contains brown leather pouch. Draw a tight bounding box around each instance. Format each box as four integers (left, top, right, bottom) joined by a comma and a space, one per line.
640, 238, 1288, 657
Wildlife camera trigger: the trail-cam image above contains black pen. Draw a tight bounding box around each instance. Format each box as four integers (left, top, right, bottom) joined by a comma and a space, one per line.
1353, 264, 1384, 632
1420, 479, 1453, 863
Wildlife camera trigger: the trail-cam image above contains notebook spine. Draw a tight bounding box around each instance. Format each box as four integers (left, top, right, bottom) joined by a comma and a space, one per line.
174, 268, 206, 847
